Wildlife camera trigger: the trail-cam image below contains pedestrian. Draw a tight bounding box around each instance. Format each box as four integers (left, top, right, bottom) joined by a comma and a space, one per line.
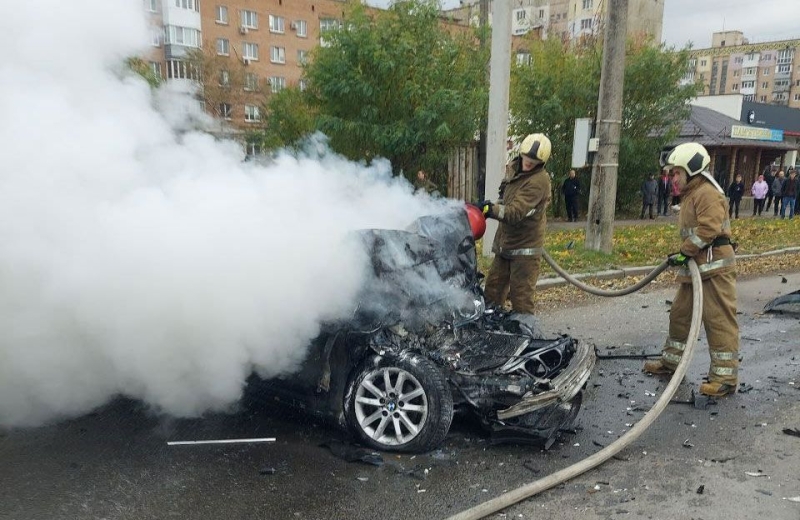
640, 173, 658, 219
771, 170, 785, 216
414, 169, 437, 194
644, 142, 738, 398
671, 173, 682, 207
480, 133, 552, 315
751, 174, 768, 216
764, 168, 775, 212
727, 174, 745, 219
781, 170, 797, 219
657, 168, 672, 216
562, 169, 580, 222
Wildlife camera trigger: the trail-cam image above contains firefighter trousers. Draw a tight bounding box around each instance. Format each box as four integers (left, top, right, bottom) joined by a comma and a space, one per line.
660, 270, 739, 385
484, 255, 541, 314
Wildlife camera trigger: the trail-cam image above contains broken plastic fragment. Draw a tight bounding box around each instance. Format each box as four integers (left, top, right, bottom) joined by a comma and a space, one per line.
784, 496, 800, 503
745, 471, 769, 477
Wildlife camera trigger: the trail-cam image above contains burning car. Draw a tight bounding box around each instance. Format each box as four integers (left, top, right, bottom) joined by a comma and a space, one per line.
252, 208, 594, 452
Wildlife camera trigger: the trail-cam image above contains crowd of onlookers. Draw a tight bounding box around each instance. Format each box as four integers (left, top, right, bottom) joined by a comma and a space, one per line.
638, 167, 800, 220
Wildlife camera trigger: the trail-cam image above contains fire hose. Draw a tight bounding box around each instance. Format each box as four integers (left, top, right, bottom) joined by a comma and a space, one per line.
446, 253, 703, 520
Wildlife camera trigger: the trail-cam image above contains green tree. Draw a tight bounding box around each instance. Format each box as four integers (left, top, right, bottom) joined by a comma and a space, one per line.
509, 37, 700, 214
256, 0, 488, 186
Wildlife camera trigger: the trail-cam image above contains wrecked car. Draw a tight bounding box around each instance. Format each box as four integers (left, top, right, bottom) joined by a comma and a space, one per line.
251, 208, 595, 452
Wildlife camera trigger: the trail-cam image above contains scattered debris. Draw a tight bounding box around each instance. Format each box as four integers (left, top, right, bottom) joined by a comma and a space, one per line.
682, 439, 694, 448
738, 383, 754, 394
745, 471, 769, 478
756, 489, 773, 496
322, 441, 384, 467
356, 477, 369, 482
167, 437, 276, 446
741, 336, 762, 342
259, 467, 276, 475
696, 485, 705, 495
523, 461, 541, 474
782, 428, 800, 438
782, 276, 788, 283
784, 496, 800, 503
644, 391, 656, 397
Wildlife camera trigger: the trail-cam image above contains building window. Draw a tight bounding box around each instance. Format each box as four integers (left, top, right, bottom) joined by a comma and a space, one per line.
269, 15, 285, 33
761, 81, 769, 89
166, 60, 199, 80
741, 80, 755, 89
580, 18, 592, 30
515, 9, 526, 21
299, 79, 307, 92
269, 76, 286, 93
320, 18, 339, 47
700, 59, 707, 67
777, 49, 794, 64
516, 52, 532, 66
216, 38, 229, 55
762, 53, 771, 61
760, 95, 767, 102
743, 94, 754, 101
688, 58, 696, 67
243, 42, 259, 60
777, 64, 791, 74
582, 0, 592, 9
219, 70, 230, 87
151, 28, 162, 46
145, 0, 158, 12
216, 5, 228, 24
795, 93, 800, 101
244, 104, 260, 122
297, 49, 308, 65
775, 79, 790, 87
734, 56, 743, 64
763, 67, 770, 76
744, 67, 756, 75
538, 8, 544, 18
219, 102, 232, 120
295, 19, 307, 37
174, 0, 199, 11
733, 70, 739, 77
795, 79, 800, 87
165, 26, 201, 47
149, 61, 161, 78
731, 83, 738, 91
244, 73, 258, 91
241, 10, 258, 29
270, 46, 286, 64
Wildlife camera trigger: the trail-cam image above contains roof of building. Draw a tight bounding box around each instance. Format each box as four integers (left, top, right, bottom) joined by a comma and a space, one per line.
672, 105, 794, 151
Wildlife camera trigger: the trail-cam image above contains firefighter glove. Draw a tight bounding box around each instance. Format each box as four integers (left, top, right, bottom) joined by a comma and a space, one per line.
667, 252, 690, 266
479, 200, 495, 218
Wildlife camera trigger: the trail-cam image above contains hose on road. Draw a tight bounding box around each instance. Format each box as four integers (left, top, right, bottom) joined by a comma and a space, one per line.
446, 255, 703, 520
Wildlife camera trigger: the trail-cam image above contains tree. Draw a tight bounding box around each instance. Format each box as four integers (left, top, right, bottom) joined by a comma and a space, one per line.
509, 37, 701, 214
256, 0, 488, 185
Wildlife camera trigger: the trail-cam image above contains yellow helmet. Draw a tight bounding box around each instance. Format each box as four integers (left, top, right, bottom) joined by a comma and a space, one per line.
661, 142, 724, 193
661, 142, 710, 176
519, 133, 551, 164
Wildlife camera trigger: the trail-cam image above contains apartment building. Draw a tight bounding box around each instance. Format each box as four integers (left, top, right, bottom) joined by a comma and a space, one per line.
442, 0, 664, 44
685, 31, 800, 110
142, 0, 347, 129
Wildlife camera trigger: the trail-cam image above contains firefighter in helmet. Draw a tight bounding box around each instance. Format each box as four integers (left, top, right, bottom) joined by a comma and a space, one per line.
644, 142, 739, 397
480, 133, 552, 314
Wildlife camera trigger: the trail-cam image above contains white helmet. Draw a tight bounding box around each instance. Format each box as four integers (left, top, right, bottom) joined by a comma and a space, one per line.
661, 142, 723, 193
519, 133, 551, 164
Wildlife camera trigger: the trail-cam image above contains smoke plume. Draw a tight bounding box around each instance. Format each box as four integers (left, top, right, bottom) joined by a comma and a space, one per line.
0, 1, 453, 427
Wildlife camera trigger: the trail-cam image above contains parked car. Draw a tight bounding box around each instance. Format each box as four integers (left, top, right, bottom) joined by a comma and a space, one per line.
250, 208, 595, 452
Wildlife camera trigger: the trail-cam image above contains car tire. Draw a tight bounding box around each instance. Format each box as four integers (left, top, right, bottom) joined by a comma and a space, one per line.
344, 353, 453, 453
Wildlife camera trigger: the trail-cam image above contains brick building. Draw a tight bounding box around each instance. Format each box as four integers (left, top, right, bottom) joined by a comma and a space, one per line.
685, 31, 800, 110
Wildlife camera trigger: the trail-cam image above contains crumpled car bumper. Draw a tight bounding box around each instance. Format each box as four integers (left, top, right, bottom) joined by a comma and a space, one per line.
496, 341, 595, 420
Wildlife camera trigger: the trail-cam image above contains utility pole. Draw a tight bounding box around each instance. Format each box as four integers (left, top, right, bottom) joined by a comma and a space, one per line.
482, 0, 512, 257
585, 0, 628, 253
477, 0, 489, 201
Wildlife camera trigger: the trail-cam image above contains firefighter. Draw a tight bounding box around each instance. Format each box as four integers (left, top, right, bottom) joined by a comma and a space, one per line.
644, 142, 739, 397
480, 133, 552, 314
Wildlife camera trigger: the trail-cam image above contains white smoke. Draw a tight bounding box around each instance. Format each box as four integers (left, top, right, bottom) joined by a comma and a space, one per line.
0, 1, 454, 427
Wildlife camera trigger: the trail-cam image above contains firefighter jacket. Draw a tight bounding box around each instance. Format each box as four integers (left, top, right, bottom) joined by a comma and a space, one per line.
491, 163, 551, 257
676, 177, 735, 282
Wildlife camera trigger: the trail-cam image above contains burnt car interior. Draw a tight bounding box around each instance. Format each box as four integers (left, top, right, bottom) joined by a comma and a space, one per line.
248, 208, 594, 452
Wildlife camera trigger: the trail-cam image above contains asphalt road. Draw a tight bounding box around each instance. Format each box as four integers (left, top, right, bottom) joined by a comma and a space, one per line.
2, 272, 800, 520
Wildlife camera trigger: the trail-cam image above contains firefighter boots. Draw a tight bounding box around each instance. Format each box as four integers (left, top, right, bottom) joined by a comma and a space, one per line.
643, 359, 675, 375
699, 381, 737, 397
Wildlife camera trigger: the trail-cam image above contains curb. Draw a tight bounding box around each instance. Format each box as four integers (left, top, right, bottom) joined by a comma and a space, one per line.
535, 247, 800, 289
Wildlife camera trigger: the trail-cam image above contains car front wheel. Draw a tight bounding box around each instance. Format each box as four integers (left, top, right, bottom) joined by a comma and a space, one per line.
344, 354, 453, 453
